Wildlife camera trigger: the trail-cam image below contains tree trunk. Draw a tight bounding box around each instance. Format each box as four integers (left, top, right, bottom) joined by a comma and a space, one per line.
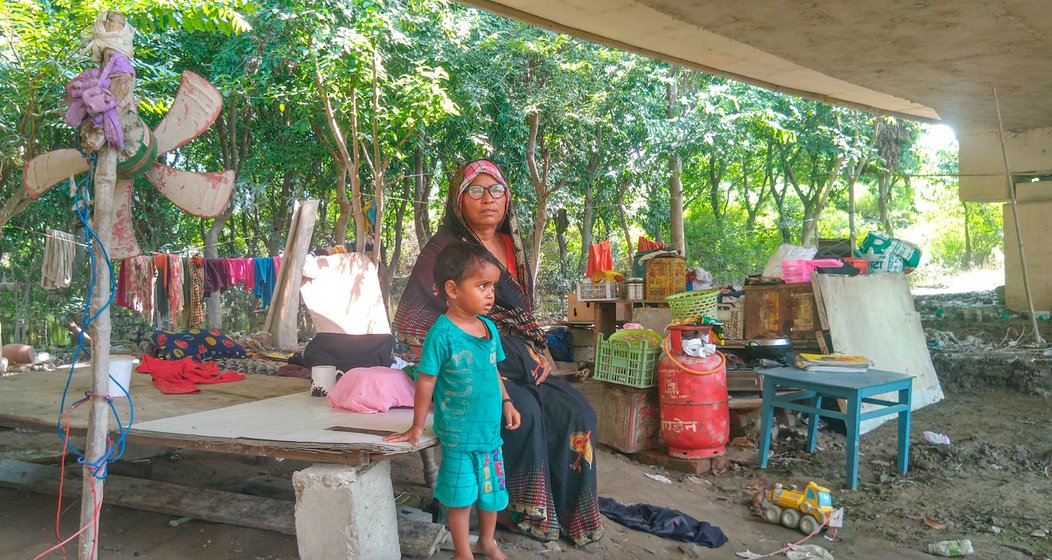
368, 54, 384, 265
555, 208, 569, 278
16, 281, 31, 342
525, 110, 550, 286
208, 95, 250, 329
616, 177, 634, 266
314, 61, 366, 251
333, 167, 351, 245
412, 141, 432, 245
878, 174, 894, 233
797, 155, 844, 247
846, 153, 867, 251
204, 210, 232, 329
667, 79, 685, 256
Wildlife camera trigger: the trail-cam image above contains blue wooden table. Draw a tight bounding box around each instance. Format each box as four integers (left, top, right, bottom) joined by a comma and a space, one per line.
757, 367, 914, 490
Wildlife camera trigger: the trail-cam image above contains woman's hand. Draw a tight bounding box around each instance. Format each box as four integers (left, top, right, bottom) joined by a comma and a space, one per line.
503, 401, 521, 430
384, 425, 424, 445
533, 354, 553, 385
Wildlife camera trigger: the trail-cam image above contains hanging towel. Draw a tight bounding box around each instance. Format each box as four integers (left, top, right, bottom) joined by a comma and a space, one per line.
167, 255, 184, 329
41, 229, 77, 289
597, 497, 728, 548
202, 258, 227, 296
253, 256, 277, 308
223, 257, 255, 290
121, 256, 156, 320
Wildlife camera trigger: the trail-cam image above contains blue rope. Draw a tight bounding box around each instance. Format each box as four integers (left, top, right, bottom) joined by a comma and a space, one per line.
55, 154, 135, 480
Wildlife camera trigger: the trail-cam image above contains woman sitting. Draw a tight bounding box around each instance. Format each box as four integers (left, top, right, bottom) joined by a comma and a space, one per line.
394, 159, 603, 546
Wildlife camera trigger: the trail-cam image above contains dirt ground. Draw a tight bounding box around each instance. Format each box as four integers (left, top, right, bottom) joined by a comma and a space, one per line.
2, 291, 1050, 559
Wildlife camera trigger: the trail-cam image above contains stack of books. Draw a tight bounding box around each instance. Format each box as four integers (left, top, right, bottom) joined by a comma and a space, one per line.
795, 353, 873, 373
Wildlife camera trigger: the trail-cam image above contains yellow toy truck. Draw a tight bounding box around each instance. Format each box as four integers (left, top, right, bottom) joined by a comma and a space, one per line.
760, 481, 841, 534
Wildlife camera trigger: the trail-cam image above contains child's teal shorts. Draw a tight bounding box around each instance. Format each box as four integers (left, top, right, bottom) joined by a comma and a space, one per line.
434, 446, 509, 511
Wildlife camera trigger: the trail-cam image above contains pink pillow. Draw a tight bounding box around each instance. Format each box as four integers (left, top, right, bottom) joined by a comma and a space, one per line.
327, 366, 416, 413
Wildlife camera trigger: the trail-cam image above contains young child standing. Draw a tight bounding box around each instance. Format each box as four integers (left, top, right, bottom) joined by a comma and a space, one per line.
386, 241, 520, 560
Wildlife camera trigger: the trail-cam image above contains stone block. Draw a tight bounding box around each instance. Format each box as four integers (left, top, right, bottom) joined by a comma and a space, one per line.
293, 462, 400, 560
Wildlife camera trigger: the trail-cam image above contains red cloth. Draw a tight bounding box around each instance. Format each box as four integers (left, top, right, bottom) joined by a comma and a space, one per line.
586, 240, 613, 278
136, 355, 245, 394
636, 237, 667, 251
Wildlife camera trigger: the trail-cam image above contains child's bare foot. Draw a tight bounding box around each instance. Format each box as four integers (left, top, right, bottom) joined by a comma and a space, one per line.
474, 538, 508, 560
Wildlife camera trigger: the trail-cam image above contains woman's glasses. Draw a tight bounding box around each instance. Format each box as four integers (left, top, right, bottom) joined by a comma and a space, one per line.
464, 183, 507, 200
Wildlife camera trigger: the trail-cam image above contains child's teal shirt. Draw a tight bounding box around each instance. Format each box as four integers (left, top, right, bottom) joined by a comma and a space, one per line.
417, 314, 505, 452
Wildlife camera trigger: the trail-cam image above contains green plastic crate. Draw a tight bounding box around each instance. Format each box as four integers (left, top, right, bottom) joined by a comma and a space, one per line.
593, 332, 663, 388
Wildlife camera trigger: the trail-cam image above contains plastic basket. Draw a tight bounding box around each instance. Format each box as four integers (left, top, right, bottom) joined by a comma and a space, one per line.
593, 331, 662, 388
665, 289, 718, 320
576, 279, 623, 301
781, 259, 843, 283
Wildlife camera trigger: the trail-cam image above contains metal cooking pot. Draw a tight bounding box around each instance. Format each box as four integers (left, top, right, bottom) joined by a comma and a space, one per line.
745, 337, 793, 362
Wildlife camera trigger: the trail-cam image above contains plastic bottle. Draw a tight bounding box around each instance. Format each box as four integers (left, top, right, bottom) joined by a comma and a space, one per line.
926, 539, 974, 556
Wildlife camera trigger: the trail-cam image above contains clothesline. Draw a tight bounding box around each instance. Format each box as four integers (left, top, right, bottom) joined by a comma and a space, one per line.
5, 224, 91, 249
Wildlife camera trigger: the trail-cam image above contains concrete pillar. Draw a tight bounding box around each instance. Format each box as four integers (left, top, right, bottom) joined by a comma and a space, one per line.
293, 462, 400, 560
959, 125, 1052, 311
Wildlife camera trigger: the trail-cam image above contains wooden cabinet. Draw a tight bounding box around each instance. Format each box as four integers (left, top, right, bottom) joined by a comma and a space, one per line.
743, 283, 820, 348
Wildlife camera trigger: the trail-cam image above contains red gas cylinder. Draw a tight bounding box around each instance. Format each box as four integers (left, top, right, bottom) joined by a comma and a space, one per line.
658, 326, 729, 458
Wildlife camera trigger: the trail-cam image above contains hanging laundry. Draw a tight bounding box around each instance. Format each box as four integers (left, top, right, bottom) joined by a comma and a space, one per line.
203, 257, 228, 296
115, 258, 129, 308
41, 229, 77, 289
167, 255, 184, 329
253, 256, 278, 308
223, 257, 255, 290
181, 256, 204, 328
119, 256, 156, 320
154, 254, 169, 324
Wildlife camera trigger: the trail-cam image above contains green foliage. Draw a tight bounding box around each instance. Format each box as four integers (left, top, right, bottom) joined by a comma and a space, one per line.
0, 0, 975, 345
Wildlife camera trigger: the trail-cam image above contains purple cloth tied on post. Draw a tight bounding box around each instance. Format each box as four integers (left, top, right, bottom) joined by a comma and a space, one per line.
63, 52, 135, 150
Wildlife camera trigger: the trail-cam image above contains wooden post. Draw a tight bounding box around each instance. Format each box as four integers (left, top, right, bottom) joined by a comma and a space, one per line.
77, 12, 133, 559
994, 88, 1045, 346
81, 148, 115, 560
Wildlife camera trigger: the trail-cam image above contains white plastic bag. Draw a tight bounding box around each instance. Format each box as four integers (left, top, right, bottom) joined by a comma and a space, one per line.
762, 244, 817, 278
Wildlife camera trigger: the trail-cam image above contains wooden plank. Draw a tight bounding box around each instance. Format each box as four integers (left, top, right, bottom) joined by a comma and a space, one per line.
810, 273, 830, 331
814, 273, 944, 433
132, 393, 438, 456
0, 459, 296, 534
265, 200, 302, 334
270, 200, 320, 349
816, 330, 830, 354
0, 366, 308, 431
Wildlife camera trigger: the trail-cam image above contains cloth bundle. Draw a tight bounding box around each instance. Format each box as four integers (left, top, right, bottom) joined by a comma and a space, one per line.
136, 355, 245, 394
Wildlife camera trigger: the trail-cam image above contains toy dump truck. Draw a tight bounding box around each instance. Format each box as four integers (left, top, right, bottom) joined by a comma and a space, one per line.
760, 481, 841, 534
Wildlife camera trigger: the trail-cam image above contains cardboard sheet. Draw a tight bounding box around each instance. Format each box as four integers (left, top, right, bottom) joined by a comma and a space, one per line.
133, 393, 433, 454
299, 253, 391, 335
814, 273, 944, 433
